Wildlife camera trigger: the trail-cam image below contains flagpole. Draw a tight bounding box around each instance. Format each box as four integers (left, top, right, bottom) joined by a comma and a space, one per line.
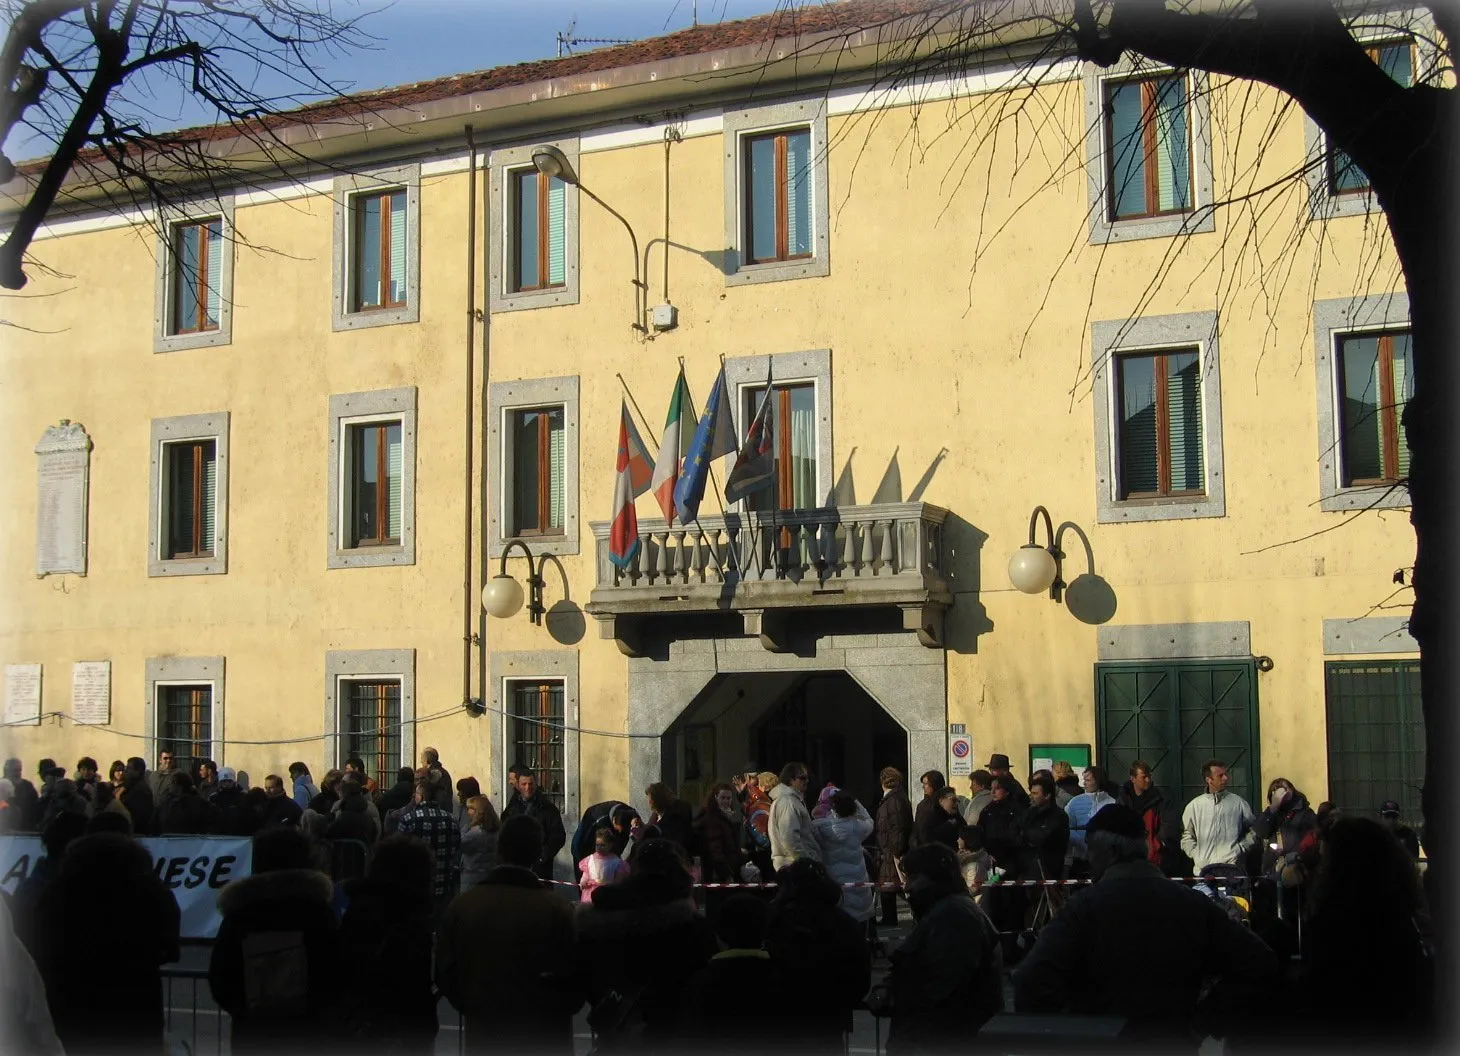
615, 373, 657, 441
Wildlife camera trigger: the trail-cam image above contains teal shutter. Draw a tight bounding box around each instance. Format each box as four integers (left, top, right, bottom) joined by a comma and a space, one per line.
389, 191, 407, 304
202, 444, 217, 554
1117, 354, 1159, 495
1392, 333, 1413, 478
204, 220, 222, 327
547, 177, 566, 286
748, 135, 777, 261
548, 410, 565, 529
786, 129, 812, 256
358, 195, 382, 308
1107, 81, 1146, 219
1166, 352, 1204, 491
1339, 335, 1383, 483
386, 424, 403, 540
1154, 78, 1190, 211
175, 225, 201, 333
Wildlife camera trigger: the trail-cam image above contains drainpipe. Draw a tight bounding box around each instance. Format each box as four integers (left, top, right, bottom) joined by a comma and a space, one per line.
463, 125, 478, 714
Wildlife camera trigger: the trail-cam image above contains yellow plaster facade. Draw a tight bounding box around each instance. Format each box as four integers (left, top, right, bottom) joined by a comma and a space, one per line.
0, 22, 1420, 838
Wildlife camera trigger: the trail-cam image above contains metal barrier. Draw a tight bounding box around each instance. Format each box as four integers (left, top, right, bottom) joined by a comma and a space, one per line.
161, 965, 228, 1056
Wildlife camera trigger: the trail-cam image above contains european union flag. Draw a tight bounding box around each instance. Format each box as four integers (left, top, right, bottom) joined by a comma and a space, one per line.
674, 367, 737, 523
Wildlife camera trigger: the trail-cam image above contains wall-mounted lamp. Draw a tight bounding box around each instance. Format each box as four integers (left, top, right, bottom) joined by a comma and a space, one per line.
483, 539, 553, 625
1008, 506, 1117, 625
531, 144, 647, 333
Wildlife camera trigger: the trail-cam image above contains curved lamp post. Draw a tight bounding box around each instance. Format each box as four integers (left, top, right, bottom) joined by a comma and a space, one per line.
483, 539, 550, 625
531, 144, 646, 333
1007, 506, 1116, 624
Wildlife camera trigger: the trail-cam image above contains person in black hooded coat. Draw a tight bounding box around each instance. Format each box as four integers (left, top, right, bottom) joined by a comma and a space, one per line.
33, 833, 181, 1055
910, 770, 947, 850
575, 838, 716, 1051
764, 858, 872, 1053
336, 836, 438, 1054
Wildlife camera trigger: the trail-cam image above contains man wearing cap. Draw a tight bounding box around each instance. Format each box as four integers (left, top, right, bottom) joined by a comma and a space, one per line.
1013, 804, 1278, 1043
1179, 760, 1257, 872
985, 754, 1029, 808
1379, 800, 1421, 860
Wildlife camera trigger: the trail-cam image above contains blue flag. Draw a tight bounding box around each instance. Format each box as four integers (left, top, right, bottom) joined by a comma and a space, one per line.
674, 367, 737, 523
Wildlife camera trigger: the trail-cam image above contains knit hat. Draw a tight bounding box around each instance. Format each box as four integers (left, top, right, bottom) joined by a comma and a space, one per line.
812, 783, 840, 819
1379, 800, 1402, 818
1085, 803, 1144, 840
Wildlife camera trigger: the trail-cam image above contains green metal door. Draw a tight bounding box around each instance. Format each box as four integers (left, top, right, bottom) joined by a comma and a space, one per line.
1096, 661, 1260, 810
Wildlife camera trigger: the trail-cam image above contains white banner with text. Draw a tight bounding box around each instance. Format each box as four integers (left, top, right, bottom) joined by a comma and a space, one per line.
0, 834, 252, 939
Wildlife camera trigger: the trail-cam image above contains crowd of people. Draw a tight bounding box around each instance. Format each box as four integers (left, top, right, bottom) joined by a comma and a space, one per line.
0, 748, 1437, 1055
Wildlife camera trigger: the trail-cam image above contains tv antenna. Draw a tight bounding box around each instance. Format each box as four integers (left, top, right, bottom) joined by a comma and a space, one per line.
556, 19, 636, 58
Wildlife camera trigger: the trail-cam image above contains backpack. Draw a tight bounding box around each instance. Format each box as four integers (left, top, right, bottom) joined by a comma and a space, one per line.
241, 930, 310, 1018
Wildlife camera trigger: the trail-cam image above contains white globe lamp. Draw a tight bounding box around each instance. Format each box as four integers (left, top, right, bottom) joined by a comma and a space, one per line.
481, 574, 525, 619
1008, 544, 1058, 595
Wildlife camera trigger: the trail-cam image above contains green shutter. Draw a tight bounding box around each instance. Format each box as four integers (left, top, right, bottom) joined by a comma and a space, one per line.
548, 410, 565, 530
547, 178, 566, 286
202, 444, 217, 554
1392, 333, 1413, 478
387, 424, 403, 540
786, 129, 812, 256
1107, 81, 1146, 219
1325, 661, 1423, 825
389, 191, 406, 304
205, 220, 222, 327
1154, 77, 1190, 212
1166, 352, 1204, 492
1117, 354, 1159, 495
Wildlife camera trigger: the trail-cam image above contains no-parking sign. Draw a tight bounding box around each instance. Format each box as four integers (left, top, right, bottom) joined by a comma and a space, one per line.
949, 723, 972, 777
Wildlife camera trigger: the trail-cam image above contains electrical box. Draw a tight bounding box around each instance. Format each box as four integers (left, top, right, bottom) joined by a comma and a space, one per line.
651, 303, 679, 331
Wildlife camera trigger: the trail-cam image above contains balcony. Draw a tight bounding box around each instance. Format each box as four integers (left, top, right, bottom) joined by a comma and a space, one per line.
587, 501, 951, 654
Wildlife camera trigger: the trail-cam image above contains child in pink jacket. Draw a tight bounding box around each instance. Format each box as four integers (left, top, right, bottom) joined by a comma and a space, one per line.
579, 825, 630, 904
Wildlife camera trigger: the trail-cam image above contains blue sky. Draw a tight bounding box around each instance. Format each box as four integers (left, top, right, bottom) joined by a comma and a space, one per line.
9, 0, 796, 161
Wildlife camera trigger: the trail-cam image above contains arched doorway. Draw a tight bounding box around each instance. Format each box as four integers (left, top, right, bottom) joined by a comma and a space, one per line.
662, 672, 909, 811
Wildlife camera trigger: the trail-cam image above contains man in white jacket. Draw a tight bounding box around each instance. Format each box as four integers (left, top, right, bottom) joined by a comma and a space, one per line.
1180, 760, 1257, 871
769, 761, 822, 872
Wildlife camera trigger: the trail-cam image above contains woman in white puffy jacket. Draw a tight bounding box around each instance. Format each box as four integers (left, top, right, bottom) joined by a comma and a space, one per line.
813, 789, 877, 923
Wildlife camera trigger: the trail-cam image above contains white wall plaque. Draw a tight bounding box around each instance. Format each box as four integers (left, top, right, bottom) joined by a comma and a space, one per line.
35, 421, 93, 576
4, 664, 42, 726
73, 661, 111, 725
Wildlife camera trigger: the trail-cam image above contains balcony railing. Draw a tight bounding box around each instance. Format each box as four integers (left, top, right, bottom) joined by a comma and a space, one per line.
587, 501, 951, 653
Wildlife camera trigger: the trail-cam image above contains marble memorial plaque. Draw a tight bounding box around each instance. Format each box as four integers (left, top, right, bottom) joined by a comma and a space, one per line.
35, 421, 92, 576
4, 664, 42, 726
73, 661, 111, 725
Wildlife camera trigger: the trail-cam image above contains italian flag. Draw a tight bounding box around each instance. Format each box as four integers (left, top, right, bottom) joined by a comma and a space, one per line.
609, 401, 643, 569
651, 369, 697, 524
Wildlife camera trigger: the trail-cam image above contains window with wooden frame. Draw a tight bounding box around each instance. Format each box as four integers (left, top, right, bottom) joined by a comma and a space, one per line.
1337, 329, 1412, 486
171, 219, 222, 335
158, 684, 212, 778
1329, 41, 1414, 194
1105, 74, 1191, 221
351, 188, 408, 311
162, 439, 217, 560
744, 128, 813, 265
346, 420, 403, 547
510, 169, 566, 292
742, 382, 817, 512
510, 406, 564, 536
342, 679, 401, 790
1115, 349, 1205, 499
507, 679, 565, 813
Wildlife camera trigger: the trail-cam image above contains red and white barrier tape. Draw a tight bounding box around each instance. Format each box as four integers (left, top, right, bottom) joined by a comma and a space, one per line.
545, 875, 1243, 891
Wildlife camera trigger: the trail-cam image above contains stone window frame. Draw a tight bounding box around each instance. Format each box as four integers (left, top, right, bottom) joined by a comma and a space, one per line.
1313, 292, 1411, 512
331, 163, 422, 332
327, 386, 418, 569
487, 138, 582, 314
323, 648, 416, 773
153, 195, 237, 353
1083, 58, 1215, 244
1301, 9, 1438, 221
144, 655, 226, 765
148, 411, 230, 577
1091, 310, 1227, 524
723, 347, 834, 508
488, 650, 580, 862
487, 375, 580, 558
1322, 616, 1417, 655
722, 99, 832, 286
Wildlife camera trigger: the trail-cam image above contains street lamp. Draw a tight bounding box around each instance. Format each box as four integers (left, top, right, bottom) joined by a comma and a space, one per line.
483, 539, 549, 625
1007, 506, 1117, 624
531, 144, 647, 333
